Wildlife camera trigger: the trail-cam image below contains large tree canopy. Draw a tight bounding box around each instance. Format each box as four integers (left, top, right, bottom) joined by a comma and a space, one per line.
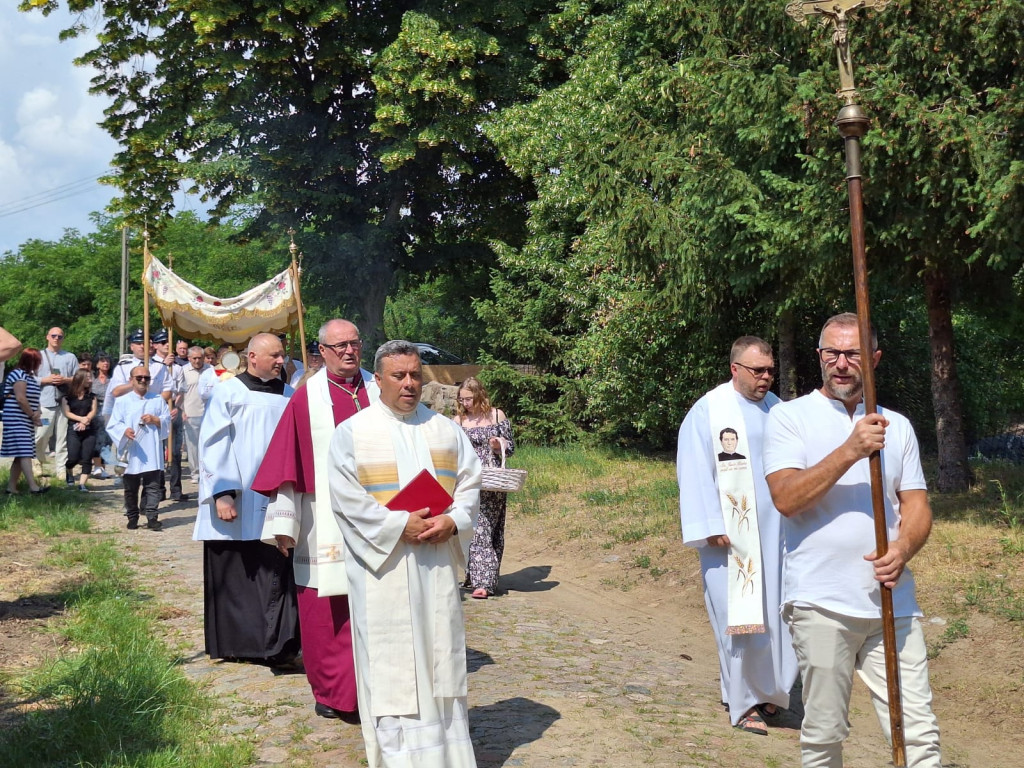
482, 0, 1024, 469
25, 0, 560, 340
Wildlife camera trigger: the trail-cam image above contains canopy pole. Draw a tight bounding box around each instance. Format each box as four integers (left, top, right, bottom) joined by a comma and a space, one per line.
143, 229, 151, 357
119, 225, 129, 358
166, 253, 176, 463
288, 230, 309, 371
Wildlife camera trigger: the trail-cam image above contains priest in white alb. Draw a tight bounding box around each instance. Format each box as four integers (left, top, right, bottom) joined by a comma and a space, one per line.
193, 333, 299, 665
676, 335, 797, 736
328, 339, 481, 768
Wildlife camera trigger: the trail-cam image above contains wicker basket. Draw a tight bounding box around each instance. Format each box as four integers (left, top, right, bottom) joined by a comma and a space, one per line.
480, 454, 527, 493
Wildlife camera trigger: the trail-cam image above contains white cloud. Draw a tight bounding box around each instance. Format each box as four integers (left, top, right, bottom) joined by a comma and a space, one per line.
0, 6, 117, 253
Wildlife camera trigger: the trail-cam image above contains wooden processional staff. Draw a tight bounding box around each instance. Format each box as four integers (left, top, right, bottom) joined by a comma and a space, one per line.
785, 1, 906, 765
288, 229, 309, 371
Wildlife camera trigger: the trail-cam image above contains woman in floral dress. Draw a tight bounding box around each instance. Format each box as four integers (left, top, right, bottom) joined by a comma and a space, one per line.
454, 377, 515, 599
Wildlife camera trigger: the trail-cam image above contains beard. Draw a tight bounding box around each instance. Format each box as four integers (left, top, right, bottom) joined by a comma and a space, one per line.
821, 365, 863, 402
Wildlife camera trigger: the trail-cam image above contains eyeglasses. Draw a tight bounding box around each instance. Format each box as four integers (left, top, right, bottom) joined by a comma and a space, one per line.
134, 376, 152, 382
320, 340, 361, 353
49, 334, 64, 339
734, 362, 776, 378
457, 397, 475, 404
818, 348, 863, 364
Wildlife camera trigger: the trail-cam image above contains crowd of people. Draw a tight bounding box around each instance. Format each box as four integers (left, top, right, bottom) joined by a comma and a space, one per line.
1, 312, 944, 768
1, 321, 503, 766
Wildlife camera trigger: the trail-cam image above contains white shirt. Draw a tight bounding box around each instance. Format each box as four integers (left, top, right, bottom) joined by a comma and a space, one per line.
763, 390, 927, 619
103, 356, 172, 417
106, 391, 171, 474
193, 375, 292, 541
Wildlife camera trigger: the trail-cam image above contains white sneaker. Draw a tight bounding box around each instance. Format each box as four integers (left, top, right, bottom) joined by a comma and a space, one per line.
91, 466, 102, 477
97, 469, 110, 479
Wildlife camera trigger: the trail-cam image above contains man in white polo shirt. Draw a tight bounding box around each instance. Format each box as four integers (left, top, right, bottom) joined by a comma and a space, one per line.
763, 312, 940, 768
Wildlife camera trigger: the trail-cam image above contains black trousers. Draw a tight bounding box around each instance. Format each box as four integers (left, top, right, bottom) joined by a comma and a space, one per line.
65, 427, 97, 478
123, 470, 162, 520
203, 540, 300, 661
166, 414, 184, 497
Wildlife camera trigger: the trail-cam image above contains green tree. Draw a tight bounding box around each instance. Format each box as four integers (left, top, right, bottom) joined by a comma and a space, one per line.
0, 213, 287, 356
24, 0, 558, 344
485, 0, 1024, 483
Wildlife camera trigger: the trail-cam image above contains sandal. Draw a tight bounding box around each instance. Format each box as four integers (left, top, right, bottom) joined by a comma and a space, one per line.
735, 709, 768, 736
471, 588, 490, 599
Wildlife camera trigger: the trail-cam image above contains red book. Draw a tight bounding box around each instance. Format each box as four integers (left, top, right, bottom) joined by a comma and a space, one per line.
385, 469, 454, 518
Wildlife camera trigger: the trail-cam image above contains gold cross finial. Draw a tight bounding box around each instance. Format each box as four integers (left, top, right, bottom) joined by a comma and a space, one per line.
786, 0, 892, 104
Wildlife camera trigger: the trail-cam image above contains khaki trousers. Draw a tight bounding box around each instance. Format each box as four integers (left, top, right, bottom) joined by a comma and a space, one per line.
35, 405, 69, 476
784, 604, 941, 768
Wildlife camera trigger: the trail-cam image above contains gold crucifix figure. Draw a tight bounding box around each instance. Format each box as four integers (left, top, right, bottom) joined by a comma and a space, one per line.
786, 0, 891, 104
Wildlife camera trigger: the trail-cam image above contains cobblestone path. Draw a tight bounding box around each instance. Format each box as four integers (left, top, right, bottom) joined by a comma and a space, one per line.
101, 483, 919, 768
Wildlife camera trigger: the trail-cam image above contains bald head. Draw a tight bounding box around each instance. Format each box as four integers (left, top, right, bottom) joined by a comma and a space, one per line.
318, 319, 362, 377
246, 333, 285, 380
46, 327, 65, 351
130, 365, 151, 394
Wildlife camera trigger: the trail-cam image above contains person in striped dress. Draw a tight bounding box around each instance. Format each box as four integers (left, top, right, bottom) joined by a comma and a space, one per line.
3, 348, 48, 494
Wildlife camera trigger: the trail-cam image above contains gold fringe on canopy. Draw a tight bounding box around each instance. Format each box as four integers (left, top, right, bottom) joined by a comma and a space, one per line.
142, 242, 301, 346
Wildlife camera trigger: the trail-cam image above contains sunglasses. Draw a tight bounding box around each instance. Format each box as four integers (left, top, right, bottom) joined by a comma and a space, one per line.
134, 376, 152, 382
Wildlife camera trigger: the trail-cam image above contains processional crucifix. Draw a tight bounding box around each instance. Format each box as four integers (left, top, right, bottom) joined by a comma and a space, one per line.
785, 2, 907, 766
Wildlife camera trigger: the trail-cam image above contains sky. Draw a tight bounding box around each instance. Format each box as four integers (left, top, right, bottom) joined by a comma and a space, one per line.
0, 6, 203, 256
0, 5, 119, 254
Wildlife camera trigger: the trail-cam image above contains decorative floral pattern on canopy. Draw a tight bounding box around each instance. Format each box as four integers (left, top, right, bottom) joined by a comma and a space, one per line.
143, 250, 301, 345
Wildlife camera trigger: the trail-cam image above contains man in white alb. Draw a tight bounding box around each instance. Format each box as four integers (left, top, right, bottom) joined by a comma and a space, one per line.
328, 339, 481, 768
193, 333, 299, 665
106, 366, 171, 530
677, 335, 797, 735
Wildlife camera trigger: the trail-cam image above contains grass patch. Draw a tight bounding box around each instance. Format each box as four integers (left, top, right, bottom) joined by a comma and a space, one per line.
0, 537, 252, 767
509, 444, 682, 586
964, 575, 1024, 621
0, 492, 92, 536
914, 459, 1024, 626
927, 618, 969, 659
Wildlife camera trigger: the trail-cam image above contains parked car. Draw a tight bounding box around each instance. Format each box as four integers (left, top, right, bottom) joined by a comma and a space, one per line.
414, 343, 467, 366
414, 343, 480, 386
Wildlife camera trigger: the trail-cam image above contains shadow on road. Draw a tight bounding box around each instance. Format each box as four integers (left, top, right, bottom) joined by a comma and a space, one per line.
151, 511, 195, 531
500, 565, 558, 593
467, 646, 495, 673
470, 696, 559, 767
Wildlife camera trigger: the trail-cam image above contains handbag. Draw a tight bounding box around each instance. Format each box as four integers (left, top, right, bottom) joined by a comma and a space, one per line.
480, 452, 527, 493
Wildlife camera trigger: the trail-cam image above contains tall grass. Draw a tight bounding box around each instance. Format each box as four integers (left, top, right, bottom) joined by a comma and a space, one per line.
508, 444, 680, 584
510, 446, 1024, 610
0, 537, 251, 768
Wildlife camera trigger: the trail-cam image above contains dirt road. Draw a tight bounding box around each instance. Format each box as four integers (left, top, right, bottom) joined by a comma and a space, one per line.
26, 478, 1008, 766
